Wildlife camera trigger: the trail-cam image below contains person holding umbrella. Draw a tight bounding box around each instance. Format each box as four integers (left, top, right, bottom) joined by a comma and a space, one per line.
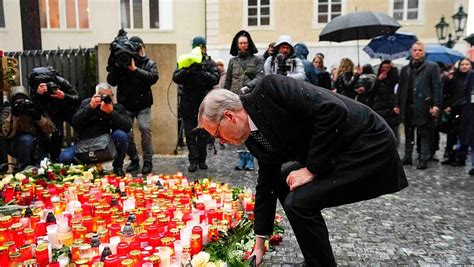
394, 41, 443, 170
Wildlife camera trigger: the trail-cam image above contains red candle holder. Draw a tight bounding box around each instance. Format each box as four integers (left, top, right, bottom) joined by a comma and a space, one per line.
0, 246, 8, 267
35, 243, 49, 267
116, 242, 130, 256
192, 226, 203, 241
190, 234, 202, 256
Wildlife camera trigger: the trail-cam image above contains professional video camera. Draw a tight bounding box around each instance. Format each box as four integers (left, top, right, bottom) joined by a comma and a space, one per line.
107, 29, 139, 70
276, 53, 292, 76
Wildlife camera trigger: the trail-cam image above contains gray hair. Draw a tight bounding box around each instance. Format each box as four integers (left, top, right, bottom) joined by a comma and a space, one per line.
198, 89, 243, 124
95, 82, 112, 94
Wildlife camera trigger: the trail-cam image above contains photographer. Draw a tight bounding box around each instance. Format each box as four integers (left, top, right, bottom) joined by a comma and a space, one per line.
1, 86, 55, 170
59, 83, 132, 176
264, 35, 305, 81
28, 66, 81, 162
107, 32, 159, 175
172, 36, 220, 172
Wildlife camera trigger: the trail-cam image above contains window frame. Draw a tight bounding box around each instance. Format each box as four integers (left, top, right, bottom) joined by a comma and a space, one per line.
120, 0, 173, 31
312, 0, 345, 29
40, 0, 90, 30
244, 0, 274, 29
0, 0, 5, 28
391, 0, 421, 21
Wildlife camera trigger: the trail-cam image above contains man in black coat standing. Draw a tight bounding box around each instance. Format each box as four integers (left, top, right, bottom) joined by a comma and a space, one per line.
107, 36, 159, 175
173, 36, 220, 172
198, 75, 408, 266
394, 41, 442, 169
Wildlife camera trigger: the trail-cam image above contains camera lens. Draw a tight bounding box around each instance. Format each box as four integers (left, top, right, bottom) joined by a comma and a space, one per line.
101, 95, 112, 104
115, 53, 131, 68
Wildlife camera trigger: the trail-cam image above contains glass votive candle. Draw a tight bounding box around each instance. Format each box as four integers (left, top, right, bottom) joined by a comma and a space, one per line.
109, 236, 121, 254
157, 246, 171, 267
190, 234, 201, 256
79, 244, 92, 259
46, 224, 59, 249
73, 225, 87, 240
34, 242, 49, 267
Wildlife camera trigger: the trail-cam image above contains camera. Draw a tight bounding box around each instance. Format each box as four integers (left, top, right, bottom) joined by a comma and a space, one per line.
276, 53, 292, 76
108, 29, 138, 70
46, 81, 58, 94
100, 95, 113, 104
12, 98, 36, 117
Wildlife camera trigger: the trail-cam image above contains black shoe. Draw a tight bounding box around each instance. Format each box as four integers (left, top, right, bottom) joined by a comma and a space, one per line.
441, 159, 454, 165
142, 161, 152, 175
416, 160, 428, 170
114, 168, 125, 177
401, 156, 412, 165
469, 168, 474, 175
429, 155, 439, 162
198, 162, 208, 170
126, 159, 140, 172
188, 163, 198, 172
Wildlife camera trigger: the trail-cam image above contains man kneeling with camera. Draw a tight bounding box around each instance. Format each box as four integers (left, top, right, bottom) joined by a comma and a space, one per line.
1, 86, 55, 171
59, 83, 132, 176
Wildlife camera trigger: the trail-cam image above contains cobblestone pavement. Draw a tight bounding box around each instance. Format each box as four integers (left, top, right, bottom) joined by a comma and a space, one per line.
128, 138, 474, 266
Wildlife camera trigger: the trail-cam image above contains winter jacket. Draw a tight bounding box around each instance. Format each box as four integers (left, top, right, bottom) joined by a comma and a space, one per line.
263, 36, 305, 81
372, 68, 400, 126
1, 104, 55, 140
294, 43, 318, 85
72, 98, 132, 140
173, 55, 220, 118
28, 67, 81, 122
460, 71, 474, 146
107, 56, 159, 112
335, 72, 359, 99
396, 59, 442, 126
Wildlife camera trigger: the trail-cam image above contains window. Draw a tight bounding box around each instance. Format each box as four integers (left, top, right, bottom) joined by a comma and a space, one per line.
121, 0, 161, 29
393, 0, 419, 20
39, 0, 89, 29
317, 0, 341, 23
247, 0, 270, 27
0, 0, 5, 28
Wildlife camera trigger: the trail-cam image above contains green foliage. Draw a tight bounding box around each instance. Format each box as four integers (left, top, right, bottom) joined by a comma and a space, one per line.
51, 245, 71, 262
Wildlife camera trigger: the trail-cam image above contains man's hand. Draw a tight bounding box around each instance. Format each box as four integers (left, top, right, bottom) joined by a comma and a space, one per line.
90, 95, 102, 109
250, 236, 266, 266
37, 83, 48, 95
430, 106, 440, 117
393, 107, 400, 115
444, 106, 452, 113
128, 58, 137, 72
286, 167, 315, 191
50, 89, 65, 100
355, 87, 365, 94
100, 102, 114, 114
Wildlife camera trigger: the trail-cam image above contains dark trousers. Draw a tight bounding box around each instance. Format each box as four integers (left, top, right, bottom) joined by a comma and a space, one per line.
58, 130, 129, 168
404, 109, 431, 161
183, 116, 208, 164
8, 134, 43, 170
274, 162, 336, 266
48, 118, 65, 161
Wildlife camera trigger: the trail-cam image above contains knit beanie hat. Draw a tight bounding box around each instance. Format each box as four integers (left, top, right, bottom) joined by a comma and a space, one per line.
192, 36, 206, 48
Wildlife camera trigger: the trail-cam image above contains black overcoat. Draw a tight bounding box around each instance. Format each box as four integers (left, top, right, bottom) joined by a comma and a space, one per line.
396, 60, 442, 125
242, 75, 408, 235
460, 70, 474, 146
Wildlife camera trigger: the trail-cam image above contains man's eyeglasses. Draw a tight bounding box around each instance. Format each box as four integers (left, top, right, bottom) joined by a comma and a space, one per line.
213, 116, 224, 138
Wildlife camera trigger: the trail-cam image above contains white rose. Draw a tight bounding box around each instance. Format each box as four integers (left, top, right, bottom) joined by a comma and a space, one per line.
204, 263, 216, 267
14, 173, 26, 181
3, 174, 13, 184
191, 252, 210, 267
37, 168, 45, 176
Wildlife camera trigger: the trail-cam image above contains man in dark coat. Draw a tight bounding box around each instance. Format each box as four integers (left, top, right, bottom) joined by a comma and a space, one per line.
173, 36, 220, 172
59, 83, 132, 176
198, 75, 408, 266
107, 36, 159, 175
394, 41, 442, 169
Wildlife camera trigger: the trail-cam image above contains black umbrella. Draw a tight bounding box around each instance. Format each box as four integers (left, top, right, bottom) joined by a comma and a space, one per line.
464, 33, 474, 46
319, 11, 401, 64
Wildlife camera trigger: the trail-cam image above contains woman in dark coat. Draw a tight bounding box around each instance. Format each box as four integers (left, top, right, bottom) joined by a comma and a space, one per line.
372, 60, 400, 143
441, 59, 471, 165
312, 54, 332, 90
334, 58, 359, 99
459, 65, 474, 174
224, 30, 265, 171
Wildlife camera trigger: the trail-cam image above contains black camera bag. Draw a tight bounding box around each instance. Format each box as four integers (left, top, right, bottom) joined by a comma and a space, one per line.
74, 133, 117, 164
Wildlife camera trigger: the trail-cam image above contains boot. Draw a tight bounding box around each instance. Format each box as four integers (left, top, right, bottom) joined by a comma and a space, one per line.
401, 155, 412, 165
126, 158, 140, 172
244, 152, 255, 171
416, 160, 428, 170
469, 168, 474, 175
188, 163, 197, 172
235, 151, 246, 170
198, 161, 208, 170
142, 161, 153, 175
114, 168, 125, 177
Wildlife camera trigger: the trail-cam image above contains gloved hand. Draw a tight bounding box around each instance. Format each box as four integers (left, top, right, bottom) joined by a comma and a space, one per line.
240, 86, 251, 94
19, 100, 41, 121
